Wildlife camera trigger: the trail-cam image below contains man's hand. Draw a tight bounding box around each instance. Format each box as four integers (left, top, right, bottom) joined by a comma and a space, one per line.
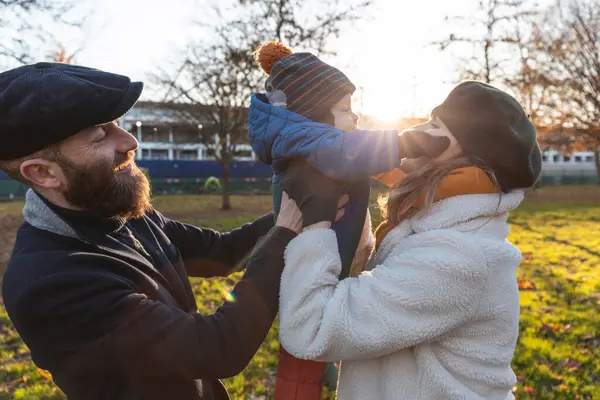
398, 130, 450, 160
276, 192, 303, 234
280, 160, 346, 227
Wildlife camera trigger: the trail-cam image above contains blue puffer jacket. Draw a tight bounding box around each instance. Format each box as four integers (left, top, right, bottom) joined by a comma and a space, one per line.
248, 93, 400, 278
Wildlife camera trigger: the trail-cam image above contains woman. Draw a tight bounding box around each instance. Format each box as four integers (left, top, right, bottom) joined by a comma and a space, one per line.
278, 81, 542, 399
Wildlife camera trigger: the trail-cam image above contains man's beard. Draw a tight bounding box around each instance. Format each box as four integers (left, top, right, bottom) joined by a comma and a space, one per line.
58, 151, 152, 219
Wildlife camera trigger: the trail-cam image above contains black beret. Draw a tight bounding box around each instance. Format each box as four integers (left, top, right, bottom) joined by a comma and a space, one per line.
0, 62, 143, 160
431, 81, 542, 191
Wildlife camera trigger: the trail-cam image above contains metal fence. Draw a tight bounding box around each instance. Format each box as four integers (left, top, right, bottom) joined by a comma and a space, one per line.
1, 167, 599, 201
538, 169, 598, 186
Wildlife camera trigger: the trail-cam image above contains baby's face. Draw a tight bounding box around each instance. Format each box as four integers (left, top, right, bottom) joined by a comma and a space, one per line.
400, 116, 463, 173
331, 94, 359, 132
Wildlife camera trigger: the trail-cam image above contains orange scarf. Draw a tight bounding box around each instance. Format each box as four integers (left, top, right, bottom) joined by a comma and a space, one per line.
374, 167, 498, 250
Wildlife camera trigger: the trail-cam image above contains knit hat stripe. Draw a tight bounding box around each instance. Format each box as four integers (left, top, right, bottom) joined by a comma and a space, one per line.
296, 74, 354, 115
276, 58, 322, 88
284, 67, 336, 101
289, 67, 345, 96
271, 53, 315, 82
286, 69, 342, 110
285, 68, 343, 106
282, 64, 328, 92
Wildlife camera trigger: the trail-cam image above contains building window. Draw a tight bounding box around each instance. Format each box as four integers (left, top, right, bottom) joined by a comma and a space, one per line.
553, 154, 560, 162
173, 128, 200, 144
177, 150, 198, 160
563, 155, 571, 162
141, 126, 170, 143
574, 155, 582, 162
542, 155, 548, 162
232, 144, 254, 161
151, 150, 169, 160
586, 155, 594, 162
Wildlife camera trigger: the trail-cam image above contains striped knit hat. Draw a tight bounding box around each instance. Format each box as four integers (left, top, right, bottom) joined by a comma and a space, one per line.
255, 41, 356, 122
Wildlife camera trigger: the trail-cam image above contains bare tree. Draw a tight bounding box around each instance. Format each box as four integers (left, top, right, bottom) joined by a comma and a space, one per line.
0, 0, 82, 67
534, 0, 600, 181
152, 0, 371, 210
434, 0, 538, 85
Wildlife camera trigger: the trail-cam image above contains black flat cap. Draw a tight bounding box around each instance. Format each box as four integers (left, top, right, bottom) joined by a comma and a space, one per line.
0, 62, 143, 160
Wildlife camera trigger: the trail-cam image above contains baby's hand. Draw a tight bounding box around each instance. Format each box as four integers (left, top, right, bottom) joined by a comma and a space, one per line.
280, 160, 346, 227
397, 130, 450, 159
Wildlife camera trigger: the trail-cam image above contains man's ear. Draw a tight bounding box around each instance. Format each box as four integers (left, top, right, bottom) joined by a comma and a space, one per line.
20, 159, 63, 189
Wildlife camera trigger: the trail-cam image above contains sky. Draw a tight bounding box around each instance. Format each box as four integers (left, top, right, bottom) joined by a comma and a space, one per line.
38, 0, 549, 121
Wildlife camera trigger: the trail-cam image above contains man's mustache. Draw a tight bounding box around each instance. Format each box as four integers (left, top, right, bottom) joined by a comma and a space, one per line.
113, 150, 136, 172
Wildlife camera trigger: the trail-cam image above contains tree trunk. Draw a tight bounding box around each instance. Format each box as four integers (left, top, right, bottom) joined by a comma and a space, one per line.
594, 150, 600, 185
221, 161, 232, 211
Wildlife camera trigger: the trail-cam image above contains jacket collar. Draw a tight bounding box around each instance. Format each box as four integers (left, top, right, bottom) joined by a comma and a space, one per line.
23, 189, 78, 239
410, 189, 523, 232
376, 190, 523, 258
22, 189, 168, 284
23, 189, 127, 239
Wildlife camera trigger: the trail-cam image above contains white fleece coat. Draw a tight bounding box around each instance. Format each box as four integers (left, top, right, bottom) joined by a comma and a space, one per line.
279, 191, 524, 400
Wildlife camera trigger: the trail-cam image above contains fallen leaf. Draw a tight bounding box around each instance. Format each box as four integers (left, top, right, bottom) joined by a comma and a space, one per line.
583, 332, 595, 340
523, 386, 537, 395
545, 323, 572, 333
518, 278, 536, 290
564, 359, 583, 370
549, 373, 563, 382
37, 367, 53, 380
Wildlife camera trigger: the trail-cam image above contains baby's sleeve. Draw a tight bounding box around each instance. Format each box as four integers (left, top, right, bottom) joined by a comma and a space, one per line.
274, 122, 401, 182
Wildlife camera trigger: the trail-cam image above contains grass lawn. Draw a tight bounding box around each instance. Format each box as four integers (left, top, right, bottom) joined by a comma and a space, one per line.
1, 192, 599, 399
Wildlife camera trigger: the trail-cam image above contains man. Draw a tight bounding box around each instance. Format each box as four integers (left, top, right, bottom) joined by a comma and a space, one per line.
0, 62, 304, 400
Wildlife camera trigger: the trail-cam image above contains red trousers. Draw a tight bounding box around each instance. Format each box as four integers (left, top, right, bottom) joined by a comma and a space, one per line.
274, 346, 326, 399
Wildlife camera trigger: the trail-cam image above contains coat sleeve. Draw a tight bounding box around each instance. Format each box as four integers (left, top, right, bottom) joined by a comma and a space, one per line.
274, 123, 401, 181
11, 227, 296, 380
279, 228, 490, 362
150, 209, 274, 277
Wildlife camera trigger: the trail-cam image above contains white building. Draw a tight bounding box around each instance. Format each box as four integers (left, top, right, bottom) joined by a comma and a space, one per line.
118, 101, 256, 161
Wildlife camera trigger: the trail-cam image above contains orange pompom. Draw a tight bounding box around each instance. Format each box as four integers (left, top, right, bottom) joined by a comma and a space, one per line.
255, 41, 293, 75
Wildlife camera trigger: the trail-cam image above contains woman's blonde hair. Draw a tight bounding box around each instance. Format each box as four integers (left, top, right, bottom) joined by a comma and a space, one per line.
378, 156, 500, 227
